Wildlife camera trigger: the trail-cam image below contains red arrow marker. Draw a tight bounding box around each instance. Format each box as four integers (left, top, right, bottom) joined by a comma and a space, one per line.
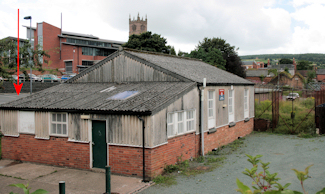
14, 8, 23, 95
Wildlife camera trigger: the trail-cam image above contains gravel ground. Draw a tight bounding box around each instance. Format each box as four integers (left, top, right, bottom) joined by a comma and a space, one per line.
140, 132, 325, 194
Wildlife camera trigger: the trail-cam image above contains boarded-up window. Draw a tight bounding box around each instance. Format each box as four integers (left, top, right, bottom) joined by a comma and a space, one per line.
18, 111, 35, 134
0, 110, 18, 136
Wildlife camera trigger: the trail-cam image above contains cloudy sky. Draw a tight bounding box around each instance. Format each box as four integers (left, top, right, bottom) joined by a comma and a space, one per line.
0, 0, 324, 56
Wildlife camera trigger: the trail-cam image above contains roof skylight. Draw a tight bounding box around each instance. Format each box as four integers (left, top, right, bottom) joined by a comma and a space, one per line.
107, 91, 138, 100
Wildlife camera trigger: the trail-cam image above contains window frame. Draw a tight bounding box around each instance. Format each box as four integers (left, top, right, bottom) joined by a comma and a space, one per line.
50, 112, 68, 137
167, 109, 196, 138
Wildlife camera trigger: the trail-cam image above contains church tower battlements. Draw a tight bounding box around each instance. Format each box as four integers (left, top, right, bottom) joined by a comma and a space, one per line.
129, 13, 147, 36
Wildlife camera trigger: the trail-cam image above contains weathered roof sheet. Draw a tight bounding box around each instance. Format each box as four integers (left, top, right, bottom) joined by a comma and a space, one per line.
268, 64, 294, 70
0, 82, 196, 115
125, 50, 253, 85
317, 69, 325, 75
246, 70, 274, 77
242, 61, 255, 65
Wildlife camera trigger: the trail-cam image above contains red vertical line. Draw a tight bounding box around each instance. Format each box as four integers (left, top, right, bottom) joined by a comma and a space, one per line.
17, 9, 19, 83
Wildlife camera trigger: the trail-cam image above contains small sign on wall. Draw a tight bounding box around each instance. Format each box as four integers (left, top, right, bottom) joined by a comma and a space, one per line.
219, 89, 225, 101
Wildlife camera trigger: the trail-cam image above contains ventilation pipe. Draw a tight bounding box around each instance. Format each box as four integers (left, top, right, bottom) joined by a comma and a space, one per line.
137, 116, 149, 182
201, 78, 206, 156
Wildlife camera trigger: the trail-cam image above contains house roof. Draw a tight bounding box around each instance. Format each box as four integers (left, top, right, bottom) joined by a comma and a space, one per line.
317, 69, 325, 75
246, 70, 274, 77
124, 49, 253, 85
268, 64, 294, 70
0, 82, 196, 115
242, 61, 255, 66
297, 70, 309, 77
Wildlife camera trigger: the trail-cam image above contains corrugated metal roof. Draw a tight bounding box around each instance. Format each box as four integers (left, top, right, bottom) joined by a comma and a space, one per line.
0, 82, 196, 114
125, 50, 253, 85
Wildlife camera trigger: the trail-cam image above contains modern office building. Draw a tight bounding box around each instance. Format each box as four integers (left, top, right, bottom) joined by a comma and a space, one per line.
24, 22, 125, 74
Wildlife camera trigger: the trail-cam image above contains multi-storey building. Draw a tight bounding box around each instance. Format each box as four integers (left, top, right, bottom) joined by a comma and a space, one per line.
24, 22, 125, 74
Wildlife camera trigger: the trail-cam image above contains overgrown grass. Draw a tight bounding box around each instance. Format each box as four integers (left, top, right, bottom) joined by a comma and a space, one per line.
256, 97, 316, 136
153, 175, 177, 186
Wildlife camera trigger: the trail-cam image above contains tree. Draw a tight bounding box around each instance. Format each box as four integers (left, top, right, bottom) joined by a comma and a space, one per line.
297, 60, 313, 70
284, 67, 289, 73
268, 69, 278, 76
306, 70, 316, 83
187, 47, 226, 70
0, 37, 49, 80
122, 31, 176, 55
279, 58, 293, 64
188, 37, 246, 78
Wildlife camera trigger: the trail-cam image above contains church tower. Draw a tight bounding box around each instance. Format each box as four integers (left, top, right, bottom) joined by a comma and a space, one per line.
129, 13, 147, 36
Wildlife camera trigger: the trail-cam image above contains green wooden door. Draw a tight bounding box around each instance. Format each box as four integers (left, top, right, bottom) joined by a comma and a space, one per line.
92, 121, 107, 169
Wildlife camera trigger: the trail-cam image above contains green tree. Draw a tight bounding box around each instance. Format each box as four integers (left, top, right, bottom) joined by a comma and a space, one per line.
188, 37, 246, 77
297, 60, 313, 70
284, 67, 289, 73
306, 70, 316, 83
279, 58, 293, 64
188, 47, 226, 70
0, 37, 49, 79
122, 31, 176, 55
268, 69, 278, 76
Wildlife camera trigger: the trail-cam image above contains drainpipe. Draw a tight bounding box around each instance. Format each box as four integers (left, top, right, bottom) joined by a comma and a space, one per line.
137, 116, 149, 183
201, 78, 206, 156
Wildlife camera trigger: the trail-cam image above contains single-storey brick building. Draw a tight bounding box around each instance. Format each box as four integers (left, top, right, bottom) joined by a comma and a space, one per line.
0, 48, 254, 179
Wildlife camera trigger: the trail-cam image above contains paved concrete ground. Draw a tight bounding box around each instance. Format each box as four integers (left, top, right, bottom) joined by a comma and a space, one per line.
0, 160, 151, 194
0, 93, 29, 104
141, 133, 325, 194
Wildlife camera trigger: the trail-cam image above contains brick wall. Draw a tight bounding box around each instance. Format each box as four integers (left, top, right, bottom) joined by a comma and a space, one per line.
1, 134, 89, 169
1, 120, 253, 178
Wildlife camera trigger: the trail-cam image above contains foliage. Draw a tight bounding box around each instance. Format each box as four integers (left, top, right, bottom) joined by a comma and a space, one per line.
268, 69, 278, 77
240, 53, 325, 67
188, 47, 226, 70
0, 37, 49, 79
152, 175, 177, 186
9, 182, 48, 194
187, 37, 246, 78
260, 75, 266, 82
255, 98, 316, 135
236, 154, 325, 194
306, 71, 316, 84
279, 58, 293, 64
122, 31, 175, 55
297, 60, 313, 70
284, 67, 289, 73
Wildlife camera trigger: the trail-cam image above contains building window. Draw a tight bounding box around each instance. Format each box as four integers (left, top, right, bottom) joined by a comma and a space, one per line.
65, 61, 73, 73
51, 113, 68, 136
186, 110, 195, 131
167, 113, 174, 137
244, 89, 249, 118
132, 24, 136, 31
82, 61, 94, 66
167, 110, 196, 138
19, 111, 35, 134
141, 25, 145, 31
208, 90, 215, 129
228, 90, 235, 122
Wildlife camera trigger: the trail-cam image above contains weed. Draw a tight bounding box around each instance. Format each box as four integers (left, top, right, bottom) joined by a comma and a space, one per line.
206, 156, 226, 164
195, 156, 205, 163
152, 175, 176, 186
13, 176, 24, 180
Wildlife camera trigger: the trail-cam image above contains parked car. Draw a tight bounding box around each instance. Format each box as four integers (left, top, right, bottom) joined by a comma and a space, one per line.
286, 93, 300, 100
60, 74, 76, 82
28, 74, 42, 82
10, 75, 25, 82
42, 74, 61, 82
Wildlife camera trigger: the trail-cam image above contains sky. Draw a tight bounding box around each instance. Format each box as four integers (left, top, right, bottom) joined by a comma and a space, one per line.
0, 0, 325, 56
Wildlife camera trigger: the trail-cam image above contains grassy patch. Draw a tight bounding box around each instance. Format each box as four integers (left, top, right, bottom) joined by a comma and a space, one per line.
152, 175, 176, 186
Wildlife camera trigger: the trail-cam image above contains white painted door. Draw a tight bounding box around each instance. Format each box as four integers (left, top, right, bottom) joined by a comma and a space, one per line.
208, 91, 215, 129
244, 89, 249, 118
228, 90, 234, 122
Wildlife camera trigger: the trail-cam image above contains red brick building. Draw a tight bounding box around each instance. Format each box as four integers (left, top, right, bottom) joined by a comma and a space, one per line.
0, 49, 254, 179
24, 22, 124, 74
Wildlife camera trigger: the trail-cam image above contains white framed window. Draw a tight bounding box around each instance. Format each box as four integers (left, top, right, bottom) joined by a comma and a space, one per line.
177, 112, 184, 134
167, 113, 175, 137
167, 110, 196, 138
51, 113, 68, 136
244, 89, 249, 118
208, 90, 215, 129
186, 110, 195, 131
228, 90, 234, 122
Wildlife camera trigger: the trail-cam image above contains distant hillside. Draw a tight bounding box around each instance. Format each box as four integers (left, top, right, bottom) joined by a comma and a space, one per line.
240, 53, 325, 67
